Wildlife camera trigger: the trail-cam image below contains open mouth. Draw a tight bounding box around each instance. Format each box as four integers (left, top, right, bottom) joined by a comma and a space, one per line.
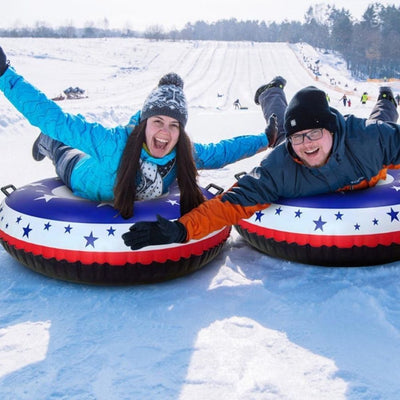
304, 147, 319, 156
154, 137, 169, 150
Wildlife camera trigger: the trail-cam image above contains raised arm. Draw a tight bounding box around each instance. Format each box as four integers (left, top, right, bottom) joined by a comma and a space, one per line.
193, 114, 278, 169
0, 47, 129, 165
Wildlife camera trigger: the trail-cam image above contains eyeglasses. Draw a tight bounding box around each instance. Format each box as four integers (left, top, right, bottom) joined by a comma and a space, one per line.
288, 128, 324, 145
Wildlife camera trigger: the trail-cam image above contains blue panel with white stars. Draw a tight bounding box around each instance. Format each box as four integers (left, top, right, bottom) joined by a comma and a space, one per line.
3, 177, 183, 223
245, 169, 400, 236
277, 170, 400, 209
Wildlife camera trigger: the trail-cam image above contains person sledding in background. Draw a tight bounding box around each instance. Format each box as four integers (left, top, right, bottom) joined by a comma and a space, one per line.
0, 46, 279, 219
52, 86, 87, 101
63, 86, 86, 99
121, 75, 400, 251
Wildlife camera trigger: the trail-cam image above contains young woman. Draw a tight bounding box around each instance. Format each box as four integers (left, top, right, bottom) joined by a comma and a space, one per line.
0, 46, 276, 219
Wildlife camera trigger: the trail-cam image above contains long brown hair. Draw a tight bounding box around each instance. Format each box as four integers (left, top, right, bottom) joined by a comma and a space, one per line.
114, 120, 205, 219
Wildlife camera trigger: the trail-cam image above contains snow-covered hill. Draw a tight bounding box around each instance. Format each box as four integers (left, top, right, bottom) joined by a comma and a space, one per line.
0, 38, 399, 400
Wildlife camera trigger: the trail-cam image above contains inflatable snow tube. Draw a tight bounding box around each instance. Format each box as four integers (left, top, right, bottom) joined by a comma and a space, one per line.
235, 169, 400, 267
0, 177, 231, 284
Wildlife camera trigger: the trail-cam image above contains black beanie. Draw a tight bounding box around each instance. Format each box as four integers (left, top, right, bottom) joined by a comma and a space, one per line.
141, 72, 188, 127
284, 86, 337, 137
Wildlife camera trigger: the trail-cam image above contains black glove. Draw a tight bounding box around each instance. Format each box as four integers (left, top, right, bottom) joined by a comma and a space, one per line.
0, 47, 9, 77
265, 113, 278, 148
122, 214, 187, 250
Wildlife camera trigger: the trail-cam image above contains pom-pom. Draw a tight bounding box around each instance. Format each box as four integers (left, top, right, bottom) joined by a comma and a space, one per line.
158, 72, 184, 89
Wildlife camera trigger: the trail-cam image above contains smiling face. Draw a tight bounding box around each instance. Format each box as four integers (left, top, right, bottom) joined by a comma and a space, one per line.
145, 115, 180, 158
291, 128, 333, 168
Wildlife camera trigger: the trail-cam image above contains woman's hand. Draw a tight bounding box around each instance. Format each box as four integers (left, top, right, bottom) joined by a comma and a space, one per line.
0, 47, 9, 76
265, 113, 278, 148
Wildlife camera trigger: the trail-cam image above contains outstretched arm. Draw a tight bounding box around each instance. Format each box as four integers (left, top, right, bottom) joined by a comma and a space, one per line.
179, 194, 264, 240
193, 135, 267, 169
122, 186, 269, 250
0, 46, 128, 164
193, 114, 278, 169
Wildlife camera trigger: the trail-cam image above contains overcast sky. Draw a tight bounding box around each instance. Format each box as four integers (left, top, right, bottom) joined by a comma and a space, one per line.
3, 0, 398, 31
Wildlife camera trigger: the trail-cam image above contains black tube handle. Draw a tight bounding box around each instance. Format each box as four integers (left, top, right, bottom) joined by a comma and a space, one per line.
204, 183, 224, 196
1, 184, 17, 197
234, 171, 247, 181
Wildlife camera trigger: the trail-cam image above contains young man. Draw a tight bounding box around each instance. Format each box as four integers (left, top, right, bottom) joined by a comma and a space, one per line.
122, 78, 400, 250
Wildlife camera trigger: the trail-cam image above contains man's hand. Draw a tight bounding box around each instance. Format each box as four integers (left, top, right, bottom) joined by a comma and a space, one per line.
122, 215, 187, 250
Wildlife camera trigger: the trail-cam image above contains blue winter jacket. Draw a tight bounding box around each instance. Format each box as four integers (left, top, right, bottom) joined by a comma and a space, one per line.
0, 67, 268, 201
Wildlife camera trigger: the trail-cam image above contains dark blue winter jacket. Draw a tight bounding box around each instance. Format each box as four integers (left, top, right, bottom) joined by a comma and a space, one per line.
179, 102, 400, 240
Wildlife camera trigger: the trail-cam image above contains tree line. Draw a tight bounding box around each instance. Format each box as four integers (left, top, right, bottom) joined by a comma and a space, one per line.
1, 3, 399, 79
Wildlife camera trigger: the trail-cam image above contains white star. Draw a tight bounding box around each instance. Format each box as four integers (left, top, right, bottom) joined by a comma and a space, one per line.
29, 182, 48, 188
391, 185, 400, 192
34, 194, 59, 202
97, 202, 114, 208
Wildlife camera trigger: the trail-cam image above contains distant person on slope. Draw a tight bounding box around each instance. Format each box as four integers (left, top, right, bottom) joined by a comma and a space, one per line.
339, 94, 347, 106
233, 99, 241, 109
0, 46, 278, 219
121, 77, 400, 251
361, 92, 368, 104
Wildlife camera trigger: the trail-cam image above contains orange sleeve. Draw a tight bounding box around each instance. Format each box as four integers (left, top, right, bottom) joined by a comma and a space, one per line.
339, 168, 388, 191
179, 195, 269, 241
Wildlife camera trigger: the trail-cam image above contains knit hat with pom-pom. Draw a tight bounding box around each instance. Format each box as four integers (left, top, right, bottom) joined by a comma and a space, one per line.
141, 72, 188, 126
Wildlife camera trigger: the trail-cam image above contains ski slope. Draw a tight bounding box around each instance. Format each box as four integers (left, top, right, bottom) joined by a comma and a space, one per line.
0, 38, 400, 400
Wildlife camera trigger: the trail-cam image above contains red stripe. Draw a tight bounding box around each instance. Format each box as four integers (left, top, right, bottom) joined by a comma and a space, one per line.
0, 227, 231, 266
238, 220, 400, 248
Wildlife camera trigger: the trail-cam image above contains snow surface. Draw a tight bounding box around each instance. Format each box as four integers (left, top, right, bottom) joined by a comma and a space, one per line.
0, 38, 400, 399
